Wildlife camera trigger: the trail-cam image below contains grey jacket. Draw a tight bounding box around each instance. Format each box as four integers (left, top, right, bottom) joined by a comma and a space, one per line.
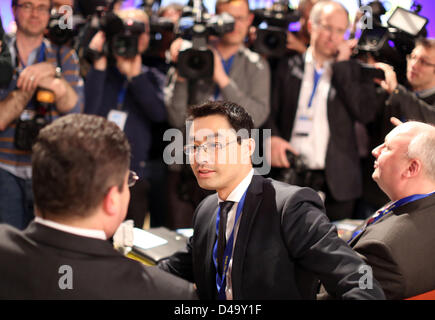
164, 46, 270, 129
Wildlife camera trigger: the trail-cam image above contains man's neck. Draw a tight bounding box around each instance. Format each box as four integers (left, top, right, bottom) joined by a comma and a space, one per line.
16, 30, 44, 64
217, 166, 253, 201
412, 83, 435, 94
390, 181, 435, 202
311, 48, 330, 70
216, 43, 241, 60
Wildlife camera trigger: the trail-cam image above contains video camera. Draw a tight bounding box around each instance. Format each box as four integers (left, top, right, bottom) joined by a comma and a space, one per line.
14, 88, 55, 151
175, 0, 234, 79
353, 1, 428, 82
46, 6, 82, 46
252, 0, 300, 57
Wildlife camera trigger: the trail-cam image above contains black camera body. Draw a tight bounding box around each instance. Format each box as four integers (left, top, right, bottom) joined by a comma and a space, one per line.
14, 88, 55, 151
111, 19, 146, 59
47, 10, 77, 46
277, 150, 308, 186
252, 0, 299, 57
176, 3, 234, 80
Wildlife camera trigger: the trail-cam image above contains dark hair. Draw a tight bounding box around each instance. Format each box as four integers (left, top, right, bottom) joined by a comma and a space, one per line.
416, 38, 435, 50
32, 114, 131, 218
186, 100, 254, 140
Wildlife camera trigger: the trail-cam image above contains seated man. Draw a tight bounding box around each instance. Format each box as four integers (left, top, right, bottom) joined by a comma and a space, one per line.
0, 114, 197, 300
349, 120, 435, 299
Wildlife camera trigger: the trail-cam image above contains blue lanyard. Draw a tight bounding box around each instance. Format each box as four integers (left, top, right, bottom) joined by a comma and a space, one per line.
350, 191, 435, 242
307, 68, 322, 108
116, 80, 128, 110
213, 189, 247, 300
16, 41, 46, 70
214, 54, 235, 100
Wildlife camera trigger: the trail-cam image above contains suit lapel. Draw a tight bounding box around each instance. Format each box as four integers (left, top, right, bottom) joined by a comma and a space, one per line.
231, 175, 264, 299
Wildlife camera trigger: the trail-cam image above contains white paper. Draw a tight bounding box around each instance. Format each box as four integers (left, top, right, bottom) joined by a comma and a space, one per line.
133, 228, 168, 250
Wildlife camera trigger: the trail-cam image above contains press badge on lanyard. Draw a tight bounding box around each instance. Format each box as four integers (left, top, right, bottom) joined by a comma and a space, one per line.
293, 115, 313, 137
108, 81, 128, 131
294, 68, 322, 137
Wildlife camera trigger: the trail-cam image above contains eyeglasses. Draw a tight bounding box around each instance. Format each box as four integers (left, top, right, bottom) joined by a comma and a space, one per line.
128, 170, 139, 187
406, 54, 435, 68
183, 140, 238, 156
316, 23, 347, 36
16, 2, 50, 14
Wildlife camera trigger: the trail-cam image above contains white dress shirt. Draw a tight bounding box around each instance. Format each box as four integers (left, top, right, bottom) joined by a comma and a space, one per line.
217, 168, 254, 300
34, 216, 107, 240
290, 47, 332, 170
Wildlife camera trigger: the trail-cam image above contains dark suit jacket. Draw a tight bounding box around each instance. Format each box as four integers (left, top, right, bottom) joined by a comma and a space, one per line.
159, 175, 385, 299
0, 222, 198, 299
266, 55, 382, 201
349, 193, 435, 300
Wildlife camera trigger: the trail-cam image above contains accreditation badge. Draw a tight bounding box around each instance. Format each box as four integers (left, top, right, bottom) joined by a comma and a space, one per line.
108, 110, 128, 131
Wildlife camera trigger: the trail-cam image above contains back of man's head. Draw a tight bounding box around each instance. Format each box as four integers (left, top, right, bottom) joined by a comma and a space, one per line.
407, 122, 435, 183
32, 114, 131, 219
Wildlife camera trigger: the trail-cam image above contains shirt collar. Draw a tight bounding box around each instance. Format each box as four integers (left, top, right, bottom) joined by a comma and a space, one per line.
414, 85, 435, 99
218, 169, 254, 204
34, 216, 107, 240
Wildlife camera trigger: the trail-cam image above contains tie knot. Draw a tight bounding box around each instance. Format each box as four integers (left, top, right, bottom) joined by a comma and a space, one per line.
219, 201, 235, 215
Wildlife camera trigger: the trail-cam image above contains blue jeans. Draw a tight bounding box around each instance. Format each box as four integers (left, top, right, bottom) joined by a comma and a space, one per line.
0, 168, 34, 230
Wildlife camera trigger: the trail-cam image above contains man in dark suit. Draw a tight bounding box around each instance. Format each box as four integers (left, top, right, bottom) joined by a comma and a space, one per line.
349, 120, 435, 299
0, 114, 197, 299
158, 100, 385, 300
266, 0, 381, 221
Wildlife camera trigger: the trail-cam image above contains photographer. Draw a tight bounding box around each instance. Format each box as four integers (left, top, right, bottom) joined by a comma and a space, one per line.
84, 8, 167, 228
375, 38, 435, 128
0, 0, 83, 230
266, 1, 381, 221
165, 0, 271, 129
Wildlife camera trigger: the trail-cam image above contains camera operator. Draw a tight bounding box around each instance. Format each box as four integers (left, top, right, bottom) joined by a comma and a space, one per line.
165, 0, 271, 129
266, 0, 381, 221
84, 8, 167, 229
0, 0, 83, 230
375, 38, 435, 127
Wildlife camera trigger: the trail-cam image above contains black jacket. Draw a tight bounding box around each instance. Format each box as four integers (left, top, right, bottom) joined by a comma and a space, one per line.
266, 54, 382, 202
0, 222, 198, 299
159, 175, 385, 300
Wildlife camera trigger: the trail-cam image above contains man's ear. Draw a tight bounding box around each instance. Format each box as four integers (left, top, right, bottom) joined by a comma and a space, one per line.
404, 159, 422, 179
102, 185, 120, 217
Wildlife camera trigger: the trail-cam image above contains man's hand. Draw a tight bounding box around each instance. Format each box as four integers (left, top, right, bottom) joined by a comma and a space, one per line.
286, 32, 307, 54
16, 62, 56, 92
266, 136, 298, 168
390, 116, 403, 127
374, 62, 398, 94
116, 54, 142, 80
336, 38, 358, 62
212, 49, 230, 88
89, 31, 107, 71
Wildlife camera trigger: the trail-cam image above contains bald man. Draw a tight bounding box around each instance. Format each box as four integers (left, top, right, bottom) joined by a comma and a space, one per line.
349, 121, 435, 299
